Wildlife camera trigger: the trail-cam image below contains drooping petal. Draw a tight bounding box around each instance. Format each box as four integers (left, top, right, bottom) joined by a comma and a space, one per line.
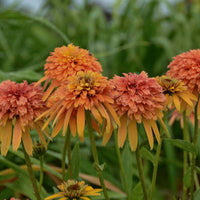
62, 106, 73, 136
77, 106, 85, 142
158, 116, 170, 137
143, 118, 154, 150
91, 106, 103, 124
150, 120, 160, 144
178, 93, 194, 107
52, 104, 66, 127
1, 120, 12, 156
173, 94, 180, 112
118, 115, 127, 148
22, 127, 33, 155
128, 118, 138, 151
69, 116, 76, 137
102, 125, 113, 146
91, 117, 101, 136
104, 102, 120, 126
52, 115, 65, 138
35, 124, 47, 148
42, 82, 56, 101
12, 118, 22, 151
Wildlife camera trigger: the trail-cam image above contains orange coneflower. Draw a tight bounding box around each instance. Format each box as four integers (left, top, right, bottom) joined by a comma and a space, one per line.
167, 50, 200, 118
0, 80, 48, 156
111, 71, 166, 151
45, 180, 102, 200
38, 71, 120, 143
37, 44, 102, 100
156, 75, 197, 113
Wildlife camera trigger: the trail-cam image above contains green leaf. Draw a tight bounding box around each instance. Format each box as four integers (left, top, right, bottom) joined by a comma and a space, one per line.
71, 142, 80, 180
194, 189, 200, 200
121, 143, 134, 193
183, 167, 191, 188
131, 182, 144, 200
140, 147, 155, 164
163, 138, 197, 155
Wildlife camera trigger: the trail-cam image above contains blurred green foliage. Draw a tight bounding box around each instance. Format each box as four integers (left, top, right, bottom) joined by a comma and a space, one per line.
1, 0, 200, 199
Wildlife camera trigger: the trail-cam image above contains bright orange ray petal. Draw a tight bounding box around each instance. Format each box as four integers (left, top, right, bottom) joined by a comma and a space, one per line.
52, 104, 66, 127
69, 116, 76, 137
143, 118, 154, 150
102, 125, 113, 146
173, 94, 180, 112
118, 115, 127, 148
34, 76, 47, 87
91, 106, 103, 124
52, 115, 65, 138
128, 118, 138, 151
22, 127, 33, 155
104, 102, 120, 126
12, 118, 22, 151
150, 120, 160, 144
1, 120, 12, 156
62, 106, 73, 136
42, 83, 56, 101
35, 124, 47, 148
77, 106, 85, 142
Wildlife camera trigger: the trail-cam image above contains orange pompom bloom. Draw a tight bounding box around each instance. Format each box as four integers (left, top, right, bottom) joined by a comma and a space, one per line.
37, 44, 102, 101
0, 80, 48, 156
37, 71, 120, 143
111, 71, 166, 151
167, 49, 200, 94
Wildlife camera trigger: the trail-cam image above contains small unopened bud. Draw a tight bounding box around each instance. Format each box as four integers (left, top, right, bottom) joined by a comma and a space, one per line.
33, 142, 46, 158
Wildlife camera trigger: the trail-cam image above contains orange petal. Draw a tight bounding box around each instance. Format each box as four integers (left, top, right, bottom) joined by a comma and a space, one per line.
158, 116, 170, 137
52, 115, 65, 138
128, 118, 138, 151
104, 102, 120, 126
12, 118, 22, 151
77, 106, 85, 142
52, 104, 66, 127
118, 115, 127, 148
1, 120, 12, 156
22, 127, 33, 155
69, 116, 76, 137
143, 118, 154, 150
102, 125, 113, 146
150, 120, 160, 144
42, 83, 56, 101
97, 103, 111, 135
173, 94, 180, 112
91, 106, 103, 124
34, 76, 47, 87
35, 124, 47, 148
62, 106, 73, 136
91, 117, 101, 136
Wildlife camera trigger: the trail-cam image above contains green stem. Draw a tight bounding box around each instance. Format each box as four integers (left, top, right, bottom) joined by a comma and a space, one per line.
136, 147, 149, 200
114, 129, 130, 199
150, 140, 162, 200
183, 112, 188, 200
190, 99, 199, 199
62, 129, 72, 181
39, 156, 44, 193
86, 111, 110, 200
22, 143, 41, 200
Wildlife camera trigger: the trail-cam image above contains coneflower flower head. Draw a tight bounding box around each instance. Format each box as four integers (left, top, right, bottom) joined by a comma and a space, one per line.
156, 75, 197, 113
45, 180, 102, 200
0, 80, 48, 156
167, 49, 200, 118
38, 71, 120, 144
37, 44, 102, 100
111, 71, 166, 151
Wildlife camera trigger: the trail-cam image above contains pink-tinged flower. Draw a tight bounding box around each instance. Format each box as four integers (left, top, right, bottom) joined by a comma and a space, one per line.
0, 80, 48, 156
111, 71, 166, 151
167, 49, 200, 94
37, 71, 120, 143
36, 44, 102, 101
